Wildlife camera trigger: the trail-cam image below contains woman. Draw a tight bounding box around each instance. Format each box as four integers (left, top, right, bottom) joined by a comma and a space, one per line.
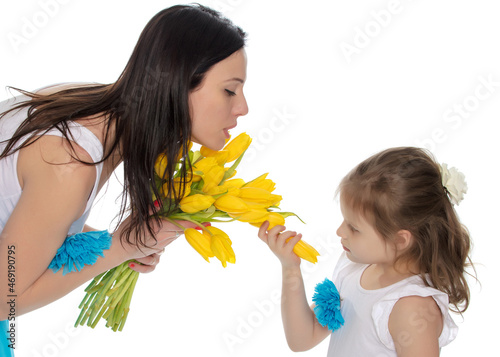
0, 4, 248, 353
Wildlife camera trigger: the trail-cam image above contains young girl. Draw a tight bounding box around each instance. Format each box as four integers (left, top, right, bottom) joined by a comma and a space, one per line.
259, 147, 473, 356
0, 4, 248, 354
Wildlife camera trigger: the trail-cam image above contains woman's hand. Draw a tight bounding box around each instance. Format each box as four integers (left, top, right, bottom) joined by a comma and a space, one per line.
128, 251, 164, 273
114, 217, 207, 273
258, 221, 302, 268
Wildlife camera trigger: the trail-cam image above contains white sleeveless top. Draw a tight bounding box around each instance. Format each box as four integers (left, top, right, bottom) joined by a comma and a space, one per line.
327, 252, 458, 356
0, 94, 103, 235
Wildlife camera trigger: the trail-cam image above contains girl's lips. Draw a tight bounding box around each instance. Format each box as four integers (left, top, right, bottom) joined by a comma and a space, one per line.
342, 244, 350, 252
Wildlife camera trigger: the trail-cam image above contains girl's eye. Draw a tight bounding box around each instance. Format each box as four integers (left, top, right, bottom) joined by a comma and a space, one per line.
225, 89, 236, 96
348, 224, 358, 233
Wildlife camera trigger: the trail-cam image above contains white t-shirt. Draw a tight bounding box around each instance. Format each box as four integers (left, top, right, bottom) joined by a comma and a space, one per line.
0, 94, 103, 235
326, 252, 458, 356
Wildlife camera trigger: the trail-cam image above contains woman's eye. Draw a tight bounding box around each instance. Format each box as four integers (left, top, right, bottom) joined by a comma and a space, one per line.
225, 89, 236, 96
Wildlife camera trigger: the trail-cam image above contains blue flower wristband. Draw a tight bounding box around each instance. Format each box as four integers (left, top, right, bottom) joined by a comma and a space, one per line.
48, 230, 112, 275
312, 278, 344, 332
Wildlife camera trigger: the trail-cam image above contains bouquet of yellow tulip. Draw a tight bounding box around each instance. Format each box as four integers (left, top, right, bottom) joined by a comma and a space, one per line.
74, 133, 319, 331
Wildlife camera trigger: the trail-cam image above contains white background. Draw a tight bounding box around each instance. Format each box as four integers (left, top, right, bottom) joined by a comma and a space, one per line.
1, 0, 499, 356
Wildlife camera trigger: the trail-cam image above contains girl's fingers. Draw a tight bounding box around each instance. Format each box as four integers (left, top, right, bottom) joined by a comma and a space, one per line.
276, 230, 297, 243
285, 233, 303, 252
268, 224, 286, 237
257, 221, 270, 242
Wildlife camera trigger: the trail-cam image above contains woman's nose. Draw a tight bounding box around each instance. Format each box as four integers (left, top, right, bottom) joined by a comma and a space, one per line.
234, 93, 249, 117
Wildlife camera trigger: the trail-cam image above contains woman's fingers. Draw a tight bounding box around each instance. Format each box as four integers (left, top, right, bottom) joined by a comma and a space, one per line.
129, 252, 162, 274
134, 252, 161, 266
129, 262, 156, 274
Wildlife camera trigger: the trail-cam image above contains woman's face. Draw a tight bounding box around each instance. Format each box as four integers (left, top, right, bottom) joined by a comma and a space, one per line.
189, 49, 249, 150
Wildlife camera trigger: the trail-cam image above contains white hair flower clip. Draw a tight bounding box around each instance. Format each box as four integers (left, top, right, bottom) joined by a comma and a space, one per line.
439, 163, 468, 205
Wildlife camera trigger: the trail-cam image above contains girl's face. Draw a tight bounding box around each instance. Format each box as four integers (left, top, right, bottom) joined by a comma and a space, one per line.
336, 198, 397, 266
189, 49, 249, 150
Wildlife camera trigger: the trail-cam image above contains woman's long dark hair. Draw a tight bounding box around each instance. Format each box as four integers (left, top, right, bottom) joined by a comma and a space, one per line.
0, 4, 246, 249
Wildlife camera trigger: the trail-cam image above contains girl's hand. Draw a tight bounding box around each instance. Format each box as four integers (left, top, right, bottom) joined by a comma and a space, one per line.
258, 221, 302, 268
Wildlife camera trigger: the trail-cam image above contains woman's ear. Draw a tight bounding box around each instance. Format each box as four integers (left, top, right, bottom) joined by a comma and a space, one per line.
395, 229, 413, 251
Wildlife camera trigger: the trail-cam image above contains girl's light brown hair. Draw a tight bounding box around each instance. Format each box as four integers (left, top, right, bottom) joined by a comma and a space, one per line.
338, 147, 474, 313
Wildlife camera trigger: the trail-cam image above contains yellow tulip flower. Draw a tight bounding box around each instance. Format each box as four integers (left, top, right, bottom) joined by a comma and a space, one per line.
224, 132, 252, 162
238, 187, 282, 206
291, 239, 319, 264
245, 173, 276, 192
206, 227, 235, 267
214, 195, 249, 214
249, 211, 286, 229
154, 153, 168, 179
200, 147, 229, 165
191, 156, 218, 181
206, 185, 241, 196
205, 226, 229, 239
193, 157, 219, 173
180, 194, 215, 213
229, 208, 270, 223
223, 178, 246, 188
162, 179, 191, 199
184, 228, 214, 262
154, 143, 192, 178
201, 165, 225, 193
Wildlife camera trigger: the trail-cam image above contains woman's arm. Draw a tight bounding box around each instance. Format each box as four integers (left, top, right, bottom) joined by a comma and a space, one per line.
0, 136, 183, 319
0, 135, 124, 319
389, 295, 444, 357
258, 222, 330, 352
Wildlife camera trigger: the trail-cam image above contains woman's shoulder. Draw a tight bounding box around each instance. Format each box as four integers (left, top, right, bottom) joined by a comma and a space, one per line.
17, 135, 96, 192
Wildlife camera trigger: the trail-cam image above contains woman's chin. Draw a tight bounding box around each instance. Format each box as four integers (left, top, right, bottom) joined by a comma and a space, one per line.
191, 138, 225, 151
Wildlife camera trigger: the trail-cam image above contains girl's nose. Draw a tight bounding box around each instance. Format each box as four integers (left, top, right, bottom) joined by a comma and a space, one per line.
336, 221, 345, 238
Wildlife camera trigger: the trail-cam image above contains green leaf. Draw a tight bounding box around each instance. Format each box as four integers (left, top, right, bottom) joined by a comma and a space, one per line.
220, 148, 247, 184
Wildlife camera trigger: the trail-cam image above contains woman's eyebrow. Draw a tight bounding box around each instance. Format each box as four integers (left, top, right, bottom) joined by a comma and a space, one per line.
224, 77, 245, 84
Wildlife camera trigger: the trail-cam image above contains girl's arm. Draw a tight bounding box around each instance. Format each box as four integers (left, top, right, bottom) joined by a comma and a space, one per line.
258, 222, 330, 352
389, 295, 443, 357
0, 136, 185, 319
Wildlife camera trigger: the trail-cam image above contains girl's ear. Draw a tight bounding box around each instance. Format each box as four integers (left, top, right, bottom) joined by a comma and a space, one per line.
395, 230, 413, 251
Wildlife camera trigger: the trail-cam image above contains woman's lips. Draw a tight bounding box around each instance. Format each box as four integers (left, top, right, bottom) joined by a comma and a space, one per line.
223, 124, 237, 139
